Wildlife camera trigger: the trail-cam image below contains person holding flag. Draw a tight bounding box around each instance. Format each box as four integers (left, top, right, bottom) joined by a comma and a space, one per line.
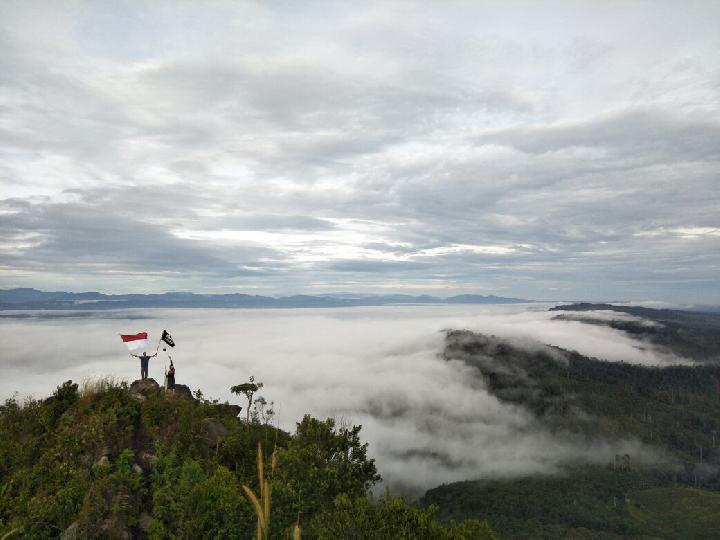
165, 361, 176, 391
120, 332, 157, 379
160, 330, 177, 390
133, 350, 157, 380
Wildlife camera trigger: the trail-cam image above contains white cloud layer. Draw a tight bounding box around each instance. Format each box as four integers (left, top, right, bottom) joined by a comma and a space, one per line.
0, 304, 677, 492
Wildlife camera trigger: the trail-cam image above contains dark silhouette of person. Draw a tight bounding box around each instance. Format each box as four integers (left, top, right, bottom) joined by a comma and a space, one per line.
166, 362, 176, 390
131, 351, 157, 379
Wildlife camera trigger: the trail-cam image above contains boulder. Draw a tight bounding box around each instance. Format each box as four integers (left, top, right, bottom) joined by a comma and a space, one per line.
214, 403, 243, 418
130, 378, 160, 396
168, 383, 192, 399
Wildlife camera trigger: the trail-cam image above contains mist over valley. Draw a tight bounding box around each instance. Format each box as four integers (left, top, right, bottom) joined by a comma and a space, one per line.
1, 303, 703, 494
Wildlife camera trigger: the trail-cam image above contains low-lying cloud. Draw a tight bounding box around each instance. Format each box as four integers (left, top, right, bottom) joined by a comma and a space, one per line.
0, 304, 674, 493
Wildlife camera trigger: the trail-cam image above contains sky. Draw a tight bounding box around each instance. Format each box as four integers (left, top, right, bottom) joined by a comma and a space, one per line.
0, 1, 719, 302
0, 304, 674, 492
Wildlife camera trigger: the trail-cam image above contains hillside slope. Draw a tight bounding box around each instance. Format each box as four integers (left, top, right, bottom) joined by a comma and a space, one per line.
420, 328, 720, 539
0, 378, 493, 539
550, 303, 720, 363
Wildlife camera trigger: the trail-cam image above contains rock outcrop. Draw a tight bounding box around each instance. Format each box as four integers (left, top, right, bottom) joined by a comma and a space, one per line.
168, 383, 192, 399
214, 403, 242, 417
129, 378, 160, 396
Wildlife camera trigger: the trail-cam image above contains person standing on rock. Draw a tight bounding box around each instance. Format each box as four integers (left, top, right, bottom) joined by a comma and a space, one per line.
165, 361, 176, 391
131, 351, 157, 380
120, 332, 157, 380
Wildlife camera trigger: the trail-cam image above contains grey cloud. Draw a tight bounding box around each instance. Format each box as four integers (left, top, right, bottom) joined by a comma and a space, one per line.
0, 197, 276, 277
205, 214, 338, 232
327, 259, 430, 273
477, 108, 720, 162
0, 1, 718, 301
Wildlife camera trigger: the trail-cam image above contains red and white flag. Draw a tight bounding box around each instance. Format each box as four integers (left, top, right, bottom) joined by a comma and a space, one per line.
120, 332, 150, 352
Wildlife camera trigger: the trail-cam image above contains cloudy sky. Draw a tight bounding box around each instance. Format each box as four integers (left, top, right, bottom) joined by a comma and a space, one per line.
1, 1, 719, 302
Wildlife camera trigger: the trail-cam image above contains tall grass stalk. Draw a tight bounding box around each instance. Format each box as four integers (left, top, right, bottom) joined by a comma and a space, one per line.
79, 376, 125, 397
243, 442, 276, 540
243, 442, 302, 539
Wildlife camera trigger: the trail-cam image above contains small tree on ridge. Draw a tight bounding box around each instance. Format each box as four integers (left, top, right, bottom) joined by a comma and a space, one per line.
231, 376, 264, 423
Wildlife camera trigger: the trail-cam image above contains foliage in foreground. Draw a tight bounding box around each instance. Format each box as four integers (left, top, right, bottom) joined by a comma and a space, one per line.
0, 378, 490, 539
309, 493, 495, 540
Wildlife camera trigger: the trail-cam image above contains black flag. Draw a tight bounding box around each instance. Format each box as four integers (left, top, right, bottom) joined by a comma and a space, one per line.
161, 330, 175, 347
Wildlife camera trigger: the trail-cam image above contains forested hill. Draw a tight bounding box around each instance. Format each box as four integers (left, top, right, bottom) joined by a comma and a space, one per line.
0, 377, 494, 539
550, 302, 720, 363
421, 330, 720, 539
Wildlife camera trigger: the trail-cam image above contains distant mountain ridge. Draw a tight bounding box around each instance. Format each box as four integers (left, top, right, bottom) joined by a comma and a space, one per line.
0, 288, 531, 310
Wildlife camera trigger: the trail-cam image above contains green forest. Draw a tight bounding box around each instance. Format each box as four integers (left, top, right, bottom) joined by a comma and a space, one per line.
420, 305, 720, 539
0, 377, 494, 539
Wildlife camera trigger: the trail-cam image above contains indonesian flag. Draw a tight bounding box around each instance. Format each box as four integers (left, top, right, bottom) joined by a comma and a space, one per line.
120, 332, 150, 352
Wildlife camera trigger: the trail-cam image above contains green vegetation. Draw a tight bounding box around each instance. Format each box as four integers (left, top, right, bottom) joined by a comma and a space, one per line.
444, 330, 720, 480
550, 303, 720, 363
310, 493, 495, 539
0, 377, 492, 539
422, 467, 665, 539
5, 306, 720, 538
626, 487, 720, 540
231, 376, 265, 424
421, 330, 720, 539
423, 471, 720, 539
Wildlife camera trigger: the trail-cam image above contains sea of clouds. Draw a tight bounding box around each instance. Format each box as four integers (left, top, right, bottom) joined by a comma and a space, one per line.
0, 304, 682, 493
